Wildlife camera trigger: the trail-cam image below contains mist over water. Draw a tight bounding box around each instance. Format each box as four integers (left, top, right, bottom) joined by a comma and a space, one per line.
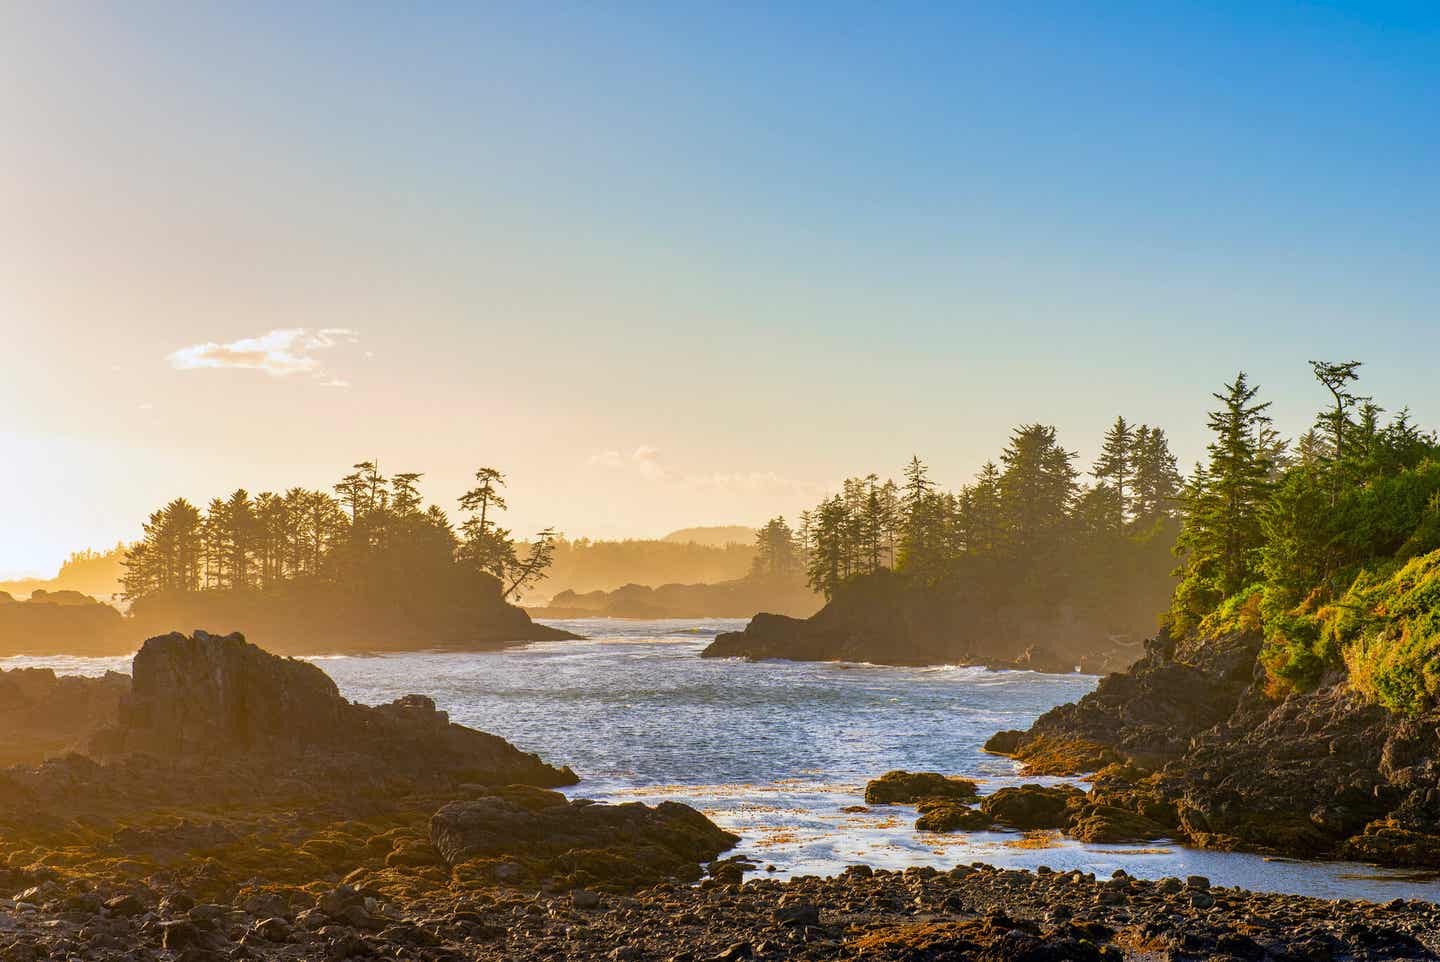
13, 619, 1438, 903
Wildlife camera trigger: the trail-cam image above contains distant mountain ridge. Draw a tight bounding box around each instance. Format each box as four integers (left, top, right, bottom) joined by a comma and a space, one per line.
660, 526, 757, 547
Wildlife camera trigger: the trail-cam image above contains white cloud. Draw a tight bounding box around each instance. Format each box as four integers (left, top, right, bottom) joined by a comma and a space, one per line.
167, 328, 359, 384
586, 446, 830, 498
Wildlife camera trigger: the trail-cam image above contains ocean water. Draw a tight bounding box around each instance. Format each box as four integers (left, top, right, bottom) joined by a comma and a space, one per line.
9, 617, 1439, 902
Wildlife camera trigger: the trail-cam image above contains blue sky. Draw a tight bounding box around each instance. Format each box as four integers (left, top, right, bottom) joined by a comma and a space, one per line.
2, 2, 1438, 576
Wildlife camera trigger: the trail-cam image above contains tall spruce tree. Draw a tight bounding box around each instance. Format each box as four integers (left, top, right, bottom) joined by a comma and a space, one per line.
1092, 416, 1135, 530
1174, 372, 1274, 614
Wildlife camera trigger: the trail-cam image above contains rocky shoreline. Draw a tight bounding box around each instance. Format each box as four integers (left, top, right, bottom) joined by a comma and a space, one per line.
980, 627, 1440, 868
5, 629, 1440, 961
3, 860, 1437, 961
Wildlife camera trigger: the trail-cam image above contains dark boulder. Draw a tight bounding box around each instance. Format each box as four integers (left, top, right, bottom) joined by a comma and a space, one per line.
864, 771, 979, 805
980, 785, 1085, 830
915, 799, 994, 832
430, 785, 738, 890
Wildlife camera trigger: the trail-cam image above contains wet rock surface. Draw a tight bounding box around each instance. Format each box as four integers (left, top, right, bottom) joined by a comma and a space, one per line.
864, 771, 980, 805
988, 627, 1440, 866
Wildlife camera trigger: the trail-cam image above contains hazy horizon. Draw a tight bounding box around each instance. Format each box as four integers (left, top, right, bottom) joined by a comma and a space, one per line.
6, 2, 1439, 577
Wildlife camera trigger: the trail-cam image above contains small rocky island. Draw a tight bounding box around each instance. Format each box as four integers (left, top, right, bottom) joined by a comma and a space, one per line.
703, 571, 1145, 674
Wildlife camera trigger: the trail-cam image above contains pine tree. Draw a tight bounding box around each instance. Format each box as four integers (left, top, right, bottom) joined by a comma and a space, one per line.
897, 457, 936, 573
806, 495, 850, 599
1092, 416, 1134, 529
1174, 372, 1274, 608
1309, 360, 1366, 462
1130, 426, 1182, 526
999, 424, 1077, 558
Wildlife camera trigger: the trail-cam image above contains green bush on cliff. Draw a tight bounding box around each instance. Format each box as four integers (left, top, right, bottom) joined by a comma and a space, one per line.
1326, 552, 1440, 714
1170, 361, 1440, 713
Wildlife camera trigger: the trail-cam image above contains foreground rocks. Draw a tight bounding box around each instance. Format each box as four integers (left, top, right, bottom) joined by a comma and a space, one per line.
0, 631, 748, 961
2, 862, 1436, 961
703, 571, 1144, 673
985, 627, 1440, 866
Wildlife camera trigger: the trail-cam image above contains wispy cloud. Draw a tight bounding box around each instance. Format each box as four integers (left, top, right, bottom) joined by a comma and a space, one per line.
167, 328, 359, 384
587, 446, 829, 498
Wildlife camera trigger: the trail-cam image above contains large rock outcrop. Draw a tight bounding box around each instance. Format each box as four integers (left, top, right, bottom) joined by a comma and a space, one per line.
87, 630, 577, 788
985, 626, 1440, 866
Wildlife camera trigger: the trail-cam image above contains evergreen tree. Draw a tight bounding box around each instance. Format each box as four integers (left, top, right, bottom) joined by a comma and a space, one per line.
806, 495, 851, 599
1309, 359, 1366, 463
121, 499, 203, 600
1130, 426, 1182, 527
1173, 372, 1274, 616
1092, 416, 1135, 529
751, 517, 801, 577
999, 424, 1077, 557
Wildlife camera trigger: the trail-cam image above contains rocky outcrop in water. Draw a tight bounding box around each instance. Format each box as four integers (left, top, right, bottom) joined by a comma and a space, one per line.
703, 571, 1144, 673
126, 579, 580, 658
984, 627, 1440, 866
86, 630, 577, 787
864, 771, 979, 805
2, 574, 581, 659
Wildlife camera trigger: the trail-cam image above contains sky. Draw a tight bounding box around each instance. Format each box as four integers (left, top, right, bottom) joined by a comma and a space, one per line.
2, 2, 1439, 577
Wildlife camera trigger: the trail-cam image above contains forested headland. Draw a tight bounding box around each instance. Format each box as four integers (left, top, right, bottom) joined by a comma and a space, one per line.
1148, 364, 1440, 714
707, 418, 1183, 669
27, 463, 575, 656
978, 362, 1440, 867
